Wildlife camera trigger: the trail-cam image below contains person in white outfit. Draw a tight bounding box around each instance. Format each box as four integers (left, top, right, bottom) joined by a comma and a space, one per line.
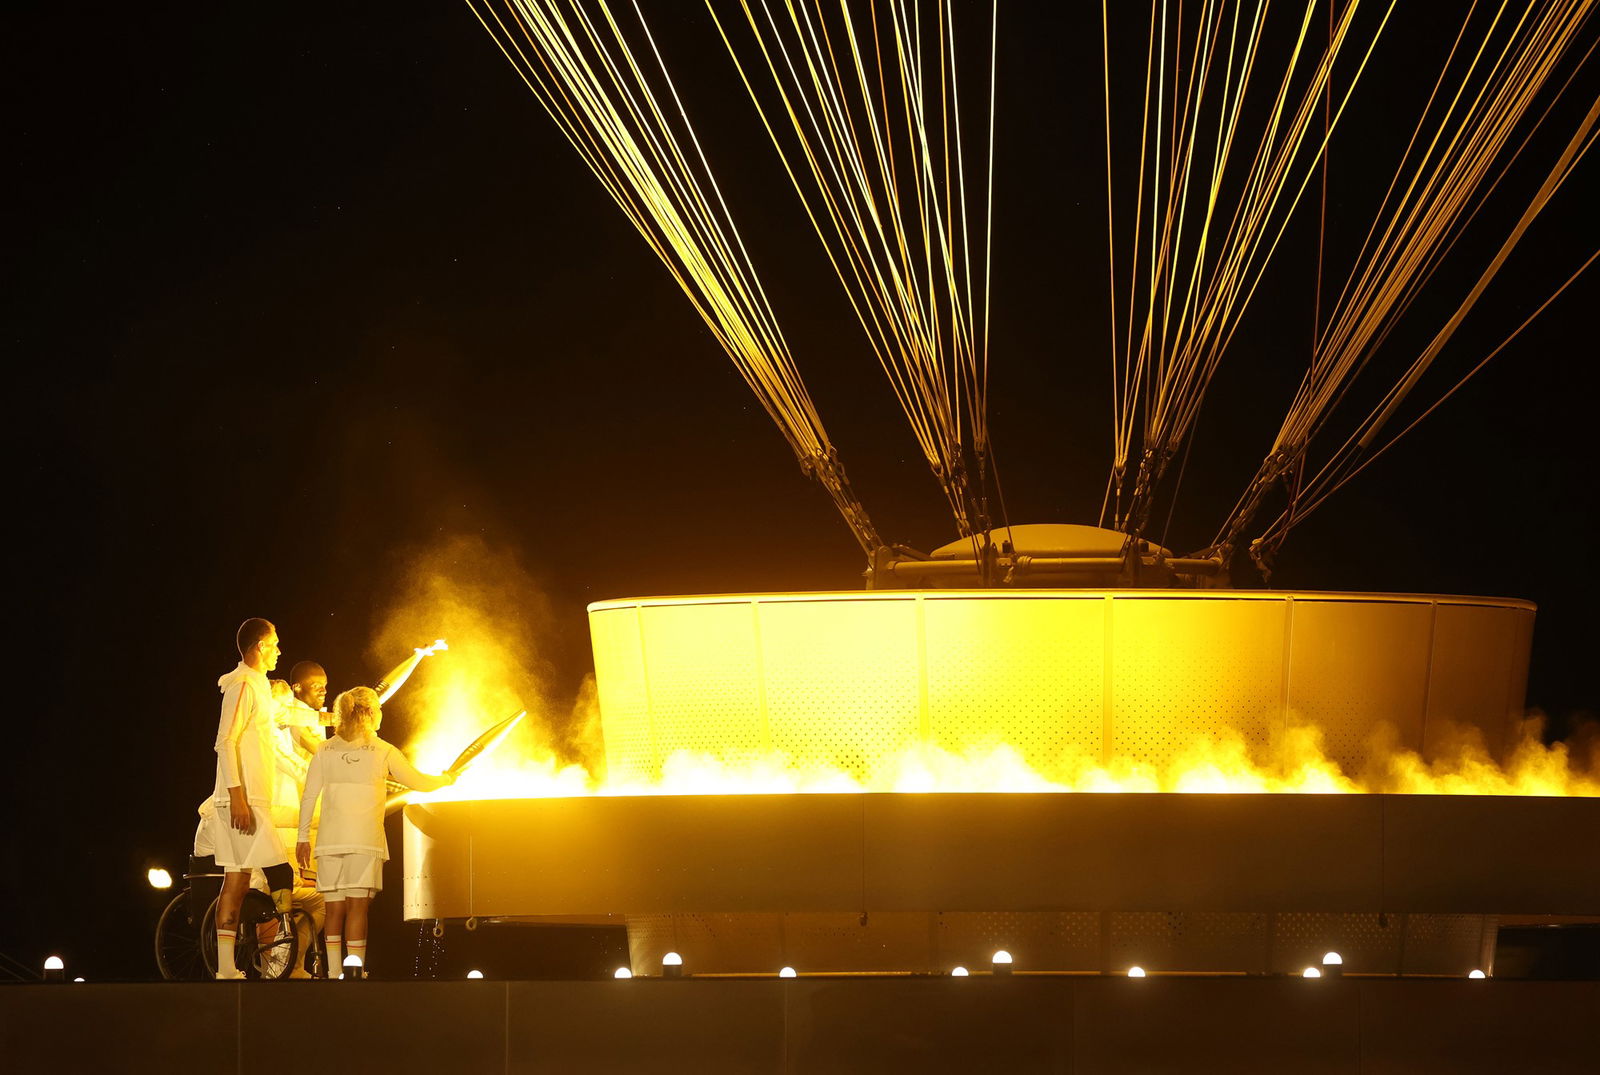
296, 685, 454, 976
201, 617, 295, 979
268, 661, 335, 976
274, 661, 333, 803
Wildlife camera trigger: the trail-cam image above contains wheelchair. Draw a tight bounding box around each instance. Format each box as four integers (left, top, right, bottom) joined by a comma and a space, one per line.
155, 855, 327, 980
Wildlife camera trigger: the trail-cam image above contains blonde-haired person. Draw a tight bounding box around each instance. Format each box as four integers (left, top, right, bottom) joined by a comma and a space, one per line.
295, 686, 454, 976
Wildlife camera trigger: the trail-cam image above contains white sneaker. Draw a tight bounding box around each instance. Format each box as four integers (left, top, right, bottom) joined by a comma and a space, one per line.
215, 966, 245, 980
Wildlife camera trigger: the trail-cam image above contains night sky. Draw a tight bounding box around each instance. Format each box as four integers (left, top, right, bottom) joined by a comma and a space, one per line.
9, 2, 1596, 981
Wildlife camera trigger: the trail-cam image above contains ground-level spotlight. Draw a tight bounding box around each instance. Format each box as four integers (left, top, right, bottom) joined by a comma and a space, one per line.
662, 952, 684, 979
467, 970, 484, 979
951, 966, 969, 977
43, 956, 65, 983
342, 955, 365, 981
778, 966, 797, 978
73, 978, 85, 983
1469, 969, 1488, 979
147, 867, 173, 890
1127, 966, 1146, 978
991, 950, 1013, 976
1321, 951, 1344, 978
613, 967, 633, 979
1302, 966, 1322, 978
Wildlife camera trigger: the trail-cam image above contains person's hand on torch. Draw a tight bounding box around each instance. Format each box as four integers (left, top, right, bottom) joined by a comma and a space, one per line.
382, 713, 515, 815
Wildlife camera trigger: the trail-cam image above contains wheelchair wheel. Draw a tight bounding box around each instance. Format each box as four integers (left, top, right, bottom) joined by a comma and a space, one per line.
243, 890, 298, 980
154, 890, 209, 980
198, 890, 296, 979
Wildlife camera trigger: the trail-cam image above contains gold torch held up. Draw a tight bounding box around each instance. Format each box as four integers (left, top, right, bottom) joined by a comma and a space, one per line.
374, 639, 448, 705
384, 710, 527, 815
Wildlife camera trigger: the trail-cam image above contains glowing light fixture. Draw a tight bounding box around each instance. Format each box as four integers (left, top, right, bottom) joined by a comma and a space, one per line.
147, 868, 173, 890
1127, 966, 1146, 978
1321, 950, 1344, 977
951, 966, 969, 977
73, 977, 85, 983
1302, 967, 1322, 978
467, 970, 484, 979
662, 951, 684, 979
1469, 969, 1487, 979
991, 950, 1013, 976
613, 967, 633, 979
778, 966, 797, 978
342, 954, 364, 981
43, 956, 64, 984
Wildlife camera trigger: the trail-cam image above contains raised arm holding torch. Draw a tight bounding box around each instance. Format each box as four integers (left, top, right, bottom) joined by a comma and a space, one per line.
374, 639, 447, 705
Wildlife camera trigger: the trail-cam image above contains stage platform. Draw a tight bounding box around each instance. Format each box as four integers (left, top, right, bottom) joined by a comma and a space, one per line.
4, 977, 1595, 1073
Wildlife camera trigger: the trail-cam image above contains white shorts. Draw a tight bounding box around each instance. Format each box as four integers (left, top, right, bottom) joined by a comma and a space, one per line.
317, 852, 382, 901
198, 804, 288, 871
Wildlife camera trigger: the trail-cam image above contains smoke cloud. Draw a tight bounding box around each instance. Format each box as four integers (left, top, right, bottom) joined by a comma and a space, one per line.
369, 533, 601, 775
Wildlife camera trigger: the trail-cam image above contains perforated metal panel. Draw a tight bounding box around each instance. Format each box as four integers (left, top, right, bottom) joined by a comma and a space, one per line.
1398, 913, 1496, 976
758, 597, 923, 771
1506, 609, 1535, 741
637, 601, 765, 762
587, 591, 1535, 782
1110, 598, 1286, 766
621, 910, 1492, 975
626, 912, 785, 974
933, 911, 1102, 971
626, 912, 943, 974
1425, 605, 1530, 757
627, 911, 1106, 974
923, 596, 1104, 769
777, 913, 943, 973
1271, 912, 1404, 974
1288, 600, 1433, 770
588, 606, 651, 781
1105, 912, 1271, 973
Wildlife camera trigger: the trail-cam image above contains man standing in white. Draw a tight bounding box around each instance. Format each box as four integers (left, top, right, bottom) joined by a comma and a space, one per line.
204, 617, 296, 979
297, 686, 454, 976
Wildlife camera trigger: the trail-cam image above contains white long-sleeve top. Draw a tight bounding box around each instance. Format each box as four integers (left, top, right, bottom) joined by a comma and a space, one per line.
212, 663, 278, 808
297, 735, 449, 859
272, 696, 328, 816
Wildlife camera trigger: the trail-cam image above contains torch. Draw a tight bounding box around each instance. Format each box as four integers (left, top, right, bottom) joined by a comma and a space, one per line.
374, 639, 448, 705
384, 710, 527, 815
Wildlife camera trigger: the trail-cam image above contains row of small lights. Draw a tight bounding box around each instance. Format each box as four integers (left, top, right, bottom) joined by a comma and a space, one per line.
36, 948, 1492, 983
135, 869, 1496, 984
41, 953, 371, 983
581, 949, 1490, 981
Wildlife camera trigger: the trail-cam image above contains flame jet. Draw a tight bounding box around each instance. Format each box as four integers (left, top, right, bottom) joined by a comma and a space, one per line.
373, 639, 447, 705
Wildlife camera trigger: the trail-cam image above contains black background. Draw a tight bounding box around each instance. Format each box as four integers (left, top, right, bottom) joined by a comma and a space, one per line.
6, 2, 1596, 981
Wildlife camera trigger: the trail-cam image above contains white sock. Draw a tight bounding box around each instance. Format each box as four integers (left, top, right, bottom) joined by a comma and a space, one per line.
327, 935, 343, 978
216, 929, 241, 979
347, 940, 368, 976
